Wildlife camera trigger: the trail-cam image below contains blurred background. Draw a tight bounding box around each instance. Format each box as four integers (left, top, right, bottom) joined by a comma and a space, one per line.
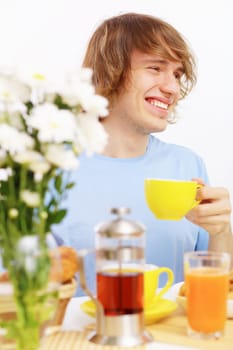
0, 0, 232, 220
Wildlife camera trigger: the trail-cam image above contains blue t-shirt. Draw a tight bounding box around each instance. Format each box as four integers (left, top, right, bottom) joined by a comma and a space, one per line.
54, 135, 209, 295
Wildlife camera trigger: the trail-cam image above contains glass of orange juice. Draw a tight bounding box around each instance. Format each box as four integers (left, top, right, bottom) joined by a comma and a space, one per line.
184, 251, 231, 339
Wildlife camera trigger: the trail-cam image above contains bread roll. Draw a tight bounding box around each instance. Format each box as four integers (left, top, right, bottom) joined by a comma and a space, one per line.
50, 246, 79, 283
0, 247, 79, 284
178, 282, 186, 297
0, 271, 9, 282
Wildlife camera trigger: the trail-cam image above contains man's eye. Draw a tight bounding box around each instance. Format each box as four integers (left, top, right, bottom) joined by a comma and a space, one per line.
148, 66, 160, 72
174, 72, 183, 80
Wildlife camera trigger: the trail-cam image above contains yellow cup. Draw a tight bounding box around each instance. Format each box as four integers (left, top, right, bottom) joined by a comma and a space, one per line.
144, 178, 202, 220
144, 264, 174, 308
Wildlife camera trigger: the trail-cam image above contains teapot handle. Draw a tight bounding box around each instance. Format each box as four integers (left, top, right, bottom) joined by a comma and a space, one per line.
77, 249, 105, 335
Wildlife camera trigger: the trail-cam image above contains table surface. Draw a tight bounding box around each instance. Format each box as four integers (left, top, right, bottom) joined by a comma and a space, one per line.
40, 295, 233, 350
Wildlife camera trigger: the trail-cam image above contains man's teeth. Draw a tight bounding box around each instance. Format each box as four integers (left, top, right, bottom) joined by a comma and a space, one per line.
149, 100, 168, 110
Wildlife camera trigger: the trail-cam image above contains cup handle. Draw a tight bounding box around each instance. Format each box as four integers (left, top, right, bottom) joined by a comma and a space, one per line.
155, 267, 174, 299
191, 183, 204, 209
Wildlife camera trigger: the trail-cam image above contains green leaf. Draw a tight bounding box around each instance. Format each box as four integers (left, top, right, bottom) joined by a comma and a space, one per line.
54, 176, 62, 192
54, 94, 70, 109
48, 209, 67, 224
65, 182, 75, 189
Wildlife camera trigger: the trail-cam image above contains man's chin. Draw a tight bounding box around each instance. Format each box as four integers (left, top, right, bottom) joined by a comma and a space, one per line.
150, 122, 168, 133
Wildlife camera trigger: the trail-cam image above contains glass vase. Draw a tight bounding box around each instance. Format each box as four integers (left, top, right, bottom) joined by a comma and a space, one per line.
0, 234, 61, 350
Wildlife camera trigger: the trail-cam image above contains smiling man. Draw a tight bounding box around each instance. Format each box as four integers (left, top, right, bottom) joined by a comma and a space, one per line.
55, 13, 233, 295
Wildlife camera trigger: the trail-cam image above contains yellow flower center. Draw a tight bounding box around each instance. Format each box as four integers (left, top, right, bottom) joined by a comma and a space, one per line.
32, 73, 45, 80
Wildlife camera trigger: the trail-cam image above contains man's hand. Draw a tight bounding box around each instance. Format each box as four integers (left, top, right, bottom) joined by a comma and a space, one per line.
186, 178, 233, 266
186, 179, 232, 236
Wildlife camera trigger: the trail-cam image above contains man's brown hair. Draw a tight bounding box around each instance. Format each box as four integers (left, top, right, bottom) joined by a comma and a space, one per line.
82, 12, 196, 107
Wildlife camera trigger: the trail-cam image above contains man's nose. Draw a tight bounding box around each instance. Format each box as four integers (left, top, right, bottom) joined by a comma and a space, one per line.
159, 72, 180, 97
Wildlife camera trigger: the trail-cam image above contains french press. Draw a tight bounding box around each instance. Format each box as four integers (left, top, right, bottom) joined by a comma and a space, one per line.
78, 207, 153, 347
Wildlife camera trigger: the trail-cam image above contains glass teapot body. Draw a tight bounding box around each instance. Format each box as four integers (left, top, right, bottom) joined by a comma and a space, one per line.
95, 208, 145, 316
78, 207, 153, 347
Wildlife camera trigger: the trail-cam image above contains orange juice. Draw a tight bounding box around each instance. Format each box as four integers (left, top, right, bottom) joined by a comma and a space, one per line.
186, 267, 228, 333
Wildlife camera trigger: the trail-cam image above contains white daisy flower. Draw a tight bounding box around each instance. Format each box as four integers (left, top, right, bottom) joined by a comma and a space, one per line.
27, 103, 77, 143
20, 190, 40, 207
45, 144, 79, 170
13, 150, 43, 164
75, 113, 109, 156
0, 124, 34, 155
0, 74, 30, 103
0, 168, 11, 181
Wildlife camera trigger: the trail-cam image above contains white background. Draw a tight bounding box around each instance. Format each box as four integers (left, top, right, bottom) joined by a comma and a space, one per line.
0, 0, 233, 219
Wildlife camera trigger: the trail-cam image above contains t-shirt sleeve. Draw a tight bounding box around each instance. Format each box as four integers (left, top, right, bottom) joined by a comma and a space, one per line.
195, 228, 209, 250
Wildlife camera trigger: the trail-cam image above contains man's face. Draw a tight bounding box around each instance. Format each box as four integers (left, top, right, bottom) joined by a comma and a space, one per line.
111, 49, 183, 135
